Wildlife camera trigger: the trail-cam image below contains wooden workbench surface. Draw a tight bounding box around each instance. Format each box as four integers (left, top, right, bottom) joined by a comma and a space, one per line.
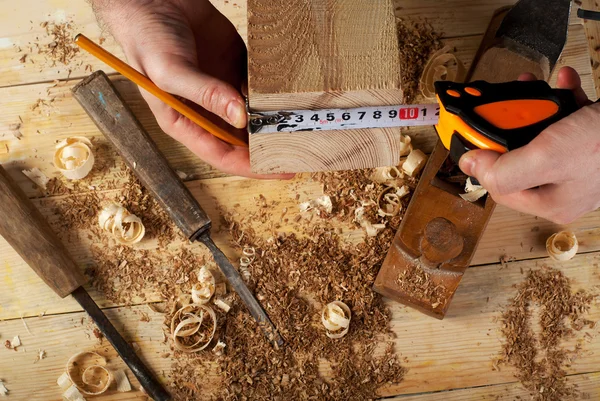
1, 0, 600, 399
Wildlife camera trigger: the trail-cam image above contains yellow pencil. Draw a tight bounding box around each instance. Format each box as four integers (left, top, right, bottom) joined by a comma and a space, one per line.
74, 34, 247, 148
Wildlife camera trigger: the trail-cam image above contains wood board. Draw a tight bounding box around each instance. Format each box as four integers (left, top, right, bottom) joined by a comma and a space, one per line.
0, 0, 599, 399
247, 0, 405, 173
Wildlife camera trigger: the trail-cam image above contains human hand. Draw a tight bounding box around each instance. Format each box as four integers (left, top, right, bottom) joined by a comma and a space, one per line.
91, 0, 293, 179
459, 66, 600, 224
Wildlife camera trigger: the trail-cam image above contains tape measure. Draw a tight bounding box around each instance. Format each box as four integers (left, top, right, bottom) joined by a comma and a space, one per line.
248, 104, 440, 134
248, 80, 579, 162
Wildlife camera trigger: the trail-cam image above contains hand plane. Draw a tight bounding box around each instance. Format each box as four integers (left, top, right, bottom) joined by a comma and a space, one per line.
374, 0, 574, 319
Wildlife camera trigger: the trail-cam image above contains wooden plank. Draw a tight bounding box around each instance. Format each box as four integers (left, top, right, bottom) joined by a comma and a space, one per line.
0, 305, 170, 400
247, 0, 404, 173
3, 173, 600, 320
1, 252, 598, 398
0, 75, 225, 200
388, 372, 600, 400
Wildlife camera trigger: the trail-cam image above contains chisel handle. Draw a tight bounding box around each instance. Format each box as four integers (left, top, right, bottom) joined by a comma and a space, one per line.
72, 71, 211, 239
0, 165, 87, 297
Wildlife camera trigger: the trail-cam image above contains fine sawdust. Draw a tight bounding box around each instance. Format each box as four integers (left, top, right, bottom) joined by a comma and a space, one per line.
396, 264, 447, 309
496, 267, 597, 401
164, 170, 411, 400
16, 19, 80, 68
396, 19, 443, 103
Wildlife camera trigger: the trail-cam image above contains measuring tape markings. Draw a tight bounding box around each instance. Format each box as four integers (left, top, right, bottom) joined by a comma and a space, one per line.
249, 103, 440, 134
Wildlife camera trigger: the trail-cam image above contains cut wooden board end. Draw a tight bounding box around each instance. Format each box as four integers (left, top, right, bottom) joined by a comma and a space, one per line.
246, 0, 403, 173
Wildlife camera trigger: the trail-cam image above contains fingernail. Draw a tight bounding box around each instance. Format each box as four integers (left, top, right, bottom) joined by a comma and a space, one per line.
459, 155, 475, 176
226, 100, 245, 128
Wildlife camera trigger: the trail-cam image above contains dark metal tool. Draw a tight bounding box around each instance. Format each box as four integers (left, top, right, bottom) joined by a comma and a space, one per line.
374, 0, 573, 319
577, 8, 600, 21
0, 165, 170, 401
72, 70, 284, 348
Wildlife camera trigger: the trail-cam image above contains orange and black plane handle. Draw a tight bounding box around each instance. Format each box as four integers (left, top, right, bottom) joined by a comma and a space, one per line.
434, 80, 579, 164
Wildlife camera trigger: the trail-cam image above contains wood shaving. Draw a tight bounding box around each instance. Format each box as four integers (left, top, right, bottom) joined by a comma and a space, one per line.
299, 195, 333, 215
9, 336, 20, 349
191, 266, 215, 305
62, 385, 86, 401
113, 370, 132, 392
22, 168, 49, 190
546, 231, 578, 261
497, 267, 596, 401
98, 203, 145, 245
57, 372, 72, 391
420, 45, 467, 100
66, 351, 112, 396
54, 137, 95, 180
321, 301, 351, 339
460, 177, 487, 202
402, 149, 428, 177
0, 381, 7, 396
171, 304, 216, 353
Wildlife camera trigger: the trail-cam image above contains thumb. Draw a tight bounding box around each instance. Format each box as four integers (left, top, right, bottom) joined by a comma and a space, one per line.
148, 61, 247, 129
459, 149, 502, 192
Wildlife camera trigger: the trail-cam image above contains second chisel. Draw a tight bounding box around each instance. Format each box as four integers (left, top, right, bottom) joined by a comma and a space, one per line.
72, 70, 283, 348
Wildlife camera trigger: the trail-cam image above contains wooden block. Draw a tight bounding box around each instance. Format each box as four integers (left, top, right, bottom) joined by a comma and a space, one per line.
247, 0, 404, 173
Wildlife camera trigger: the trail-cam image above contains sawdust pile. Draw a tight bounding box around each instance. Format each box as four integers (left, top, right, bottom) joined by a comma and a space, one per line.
16, 19, 80, 67
496, 267, 596, 401
395, 20, 442, 103
165, 170, 411, 400
395, 264, 447, 309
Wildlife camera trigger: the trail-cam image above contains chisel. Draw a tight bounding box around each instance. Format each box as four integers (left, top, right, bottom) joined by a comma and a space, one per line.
72, 70, 284, 348
0, 165, 170, 401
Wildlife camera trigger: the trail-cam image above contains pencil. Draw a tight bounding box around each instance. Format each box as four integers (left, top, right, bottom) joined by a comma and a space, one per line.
74, 34, 248, 148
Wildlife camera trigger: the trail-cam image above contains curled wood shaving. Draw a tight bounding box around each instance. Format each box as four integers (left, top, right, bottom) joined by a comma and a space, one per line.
98, 203, 145, 245
214, 298, 231, 313
377, 187, 402, 217
0, 381, 8, 396
213, 340, 226, 355
370, 166, 404, 185
355, 206, 386, 237
399, 134, 413, 157
402, 149, 428, 177
57, 372, 72, 391
460, 177, 487, 202
321, 301, 351, 339
66, 351, 112, 396
113, 370, 131, 392
419, 45, 467, 100
53, 137, 94, 180
171, 304, 216, 353
546, 231, 578, 261
299, 195, 333, 214
22, 168, 49, 190
62, 385, 86, 401
10, 335, 20, 348
191, 266, 215, 305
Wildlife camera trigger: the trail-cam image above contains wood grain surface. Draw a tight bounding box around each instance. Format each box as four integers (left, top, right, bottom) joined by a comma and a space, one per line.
247, 0, 405, 173
1, 0, 599, 400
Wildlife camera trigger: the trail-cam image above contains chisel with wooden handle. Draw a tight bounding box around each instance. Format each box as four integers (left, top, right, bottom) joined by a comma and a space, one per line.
72, 70, 284, 348
0, 165, 170, 401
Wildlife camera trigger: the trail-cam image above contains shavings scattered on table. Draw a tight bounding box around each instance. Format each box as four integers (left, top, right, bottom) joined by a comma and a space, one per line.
163, 166, 412, 400
496, 267, 597, 401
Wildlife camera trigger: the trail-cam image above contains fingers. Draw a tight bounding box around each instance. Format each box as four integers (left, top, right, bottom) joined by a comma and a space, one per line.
458, 143, 559, 196
555, 66, 590, 107
518, 72, 537, 81
140, 91, 293, 179
146, 60, 247, 129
